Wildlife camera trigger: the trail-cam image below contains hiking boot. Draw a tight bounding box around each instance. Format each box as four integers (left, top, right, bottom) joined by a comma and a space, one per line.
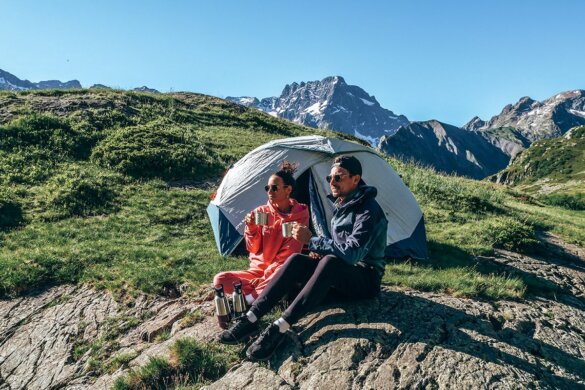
218, 316, 259, 345
246, 324, 286, 361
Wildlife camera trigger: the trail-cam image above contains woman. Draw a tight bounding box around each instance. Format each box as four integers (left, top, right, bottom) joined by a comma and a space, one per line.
213, 161, 309, 306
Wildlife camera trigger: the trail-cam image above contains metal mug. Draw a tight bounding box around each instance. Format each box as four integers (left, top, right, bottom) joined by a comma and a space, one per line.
282, 222, 295, 238
255, 211, 269, 225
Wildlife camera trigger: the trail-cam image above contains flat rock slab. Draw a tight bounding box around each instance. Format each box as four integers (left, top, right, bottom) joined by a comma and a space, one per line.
0, 286, 118, 390
202, 362, 292, 390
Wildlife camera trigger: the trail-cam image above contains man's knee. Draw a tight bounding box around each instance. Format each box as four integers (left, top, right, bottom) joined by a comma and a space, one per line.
318, 255, 344, 270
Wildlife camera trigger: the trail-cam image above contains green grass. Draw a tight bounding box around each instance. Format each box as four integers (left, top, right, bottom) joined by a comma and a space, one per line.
383, 261, 526, 299
0, 182, 246, 298
388, 158, 582, 299
0, 89, 583, 304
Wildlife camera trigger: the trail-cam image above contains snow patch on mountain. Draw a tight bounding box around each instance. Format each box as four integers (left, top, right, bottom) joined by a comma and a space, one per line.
360, 97, 376, 106
354, 129, 379, 146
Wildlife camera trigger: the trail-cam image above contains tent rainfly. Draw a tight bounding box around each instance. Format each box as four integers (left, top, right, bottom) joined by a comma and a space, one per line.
207, 135, 428, 260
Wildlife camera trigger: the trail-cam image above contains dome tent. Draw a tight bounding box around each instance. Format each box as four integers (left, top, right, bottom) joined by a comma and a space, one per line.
207, 135, 428, 260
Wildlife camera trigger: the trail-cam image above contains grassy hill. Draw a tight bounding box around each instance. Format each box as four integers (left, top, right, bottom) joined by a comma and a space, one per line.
492, 125, 585, 210
1, 89, 583, 302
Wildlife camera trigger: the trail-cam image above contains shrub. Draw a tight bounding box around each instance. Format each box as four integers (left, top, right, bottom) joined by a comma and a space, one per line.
483, 217, 539, 252
91, 124, 223, 180
0, 113, 89, 159
0, 189, 23, 229
39, 165, 123, 220
539, 193, 585, 211
0, 148, 58, 185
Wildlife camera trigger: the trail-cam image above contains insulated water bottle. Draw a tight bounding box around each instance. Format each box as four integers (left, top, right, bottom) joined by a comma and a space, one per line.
214, 284, 231, 329
232, 281, 247, 318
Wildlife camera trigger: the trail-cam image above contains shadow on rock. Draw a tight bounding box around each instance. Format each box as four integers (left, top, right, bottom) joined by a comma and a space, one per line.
266, 289, 584, 389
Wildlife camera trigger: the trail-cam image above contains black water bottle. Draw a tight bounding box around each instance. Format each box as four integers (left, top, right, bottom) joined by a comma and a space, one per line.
232, 281, 247, 318
214, 284, 231, 329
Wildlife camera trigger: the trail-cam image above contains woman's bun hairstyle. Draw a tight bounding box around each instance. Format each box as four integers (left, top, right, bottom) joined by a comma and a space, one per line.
274, 160, 298, 190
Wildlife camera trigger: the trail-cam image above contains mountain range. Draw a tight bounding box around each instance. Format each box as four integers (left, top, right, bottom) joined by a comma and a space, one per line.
0, 68, 159, 93
229, 75, 584, 180
2, 68, 583, 183
378, 90, 584, 179
0, 69, 81, 91
463, 91, 585, 141
378, 121, 521, 179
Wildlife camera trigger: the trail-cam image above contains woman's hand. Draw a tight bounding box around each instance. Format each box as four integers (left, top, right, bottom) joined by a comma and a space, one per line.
245, 212, 256, 227
308, 251, 322, 260
249, 277, 262, 288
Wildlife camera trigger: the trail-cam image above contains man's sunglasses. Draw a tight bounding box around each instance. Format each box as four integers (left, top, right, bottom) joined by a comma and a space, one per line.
326, 174, 349, 183
265, 184, 289, 192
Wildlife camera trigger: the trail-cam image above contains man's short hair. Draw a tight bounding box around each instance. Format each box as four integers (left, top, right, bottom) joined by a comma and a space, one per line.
333, 155, 362, 176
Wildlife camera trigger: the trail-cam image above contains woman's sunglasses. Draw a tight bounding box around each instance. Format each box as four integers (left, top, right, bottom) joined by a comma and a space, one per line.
265, 184, 289, 192
326, 174, 348, 183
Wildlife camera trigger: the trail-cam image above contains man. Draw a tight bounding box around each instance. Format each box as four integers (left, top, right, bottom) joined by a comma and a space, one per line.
218, 155, 388, 361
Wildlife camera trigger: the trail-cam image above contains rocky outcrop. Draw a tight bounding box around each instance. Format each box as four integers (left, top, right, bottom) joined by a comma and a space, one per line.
0, 287, 211, 389
463, 116, 486, 131
132, 86, 160, 94
227, 76, 409, 146
1, 233, 584, 389
0, 287, 118, 389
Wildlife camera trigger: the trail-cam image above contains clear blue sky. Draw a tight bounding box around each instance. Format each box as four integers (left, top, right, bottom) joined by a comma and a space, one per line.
2, 0, 584, 126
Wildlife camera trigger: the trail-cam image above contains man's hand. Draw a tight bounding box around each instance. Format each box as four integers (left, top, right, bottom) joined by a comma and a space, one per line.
308, 251, 322, 260
291, 223, 312, 245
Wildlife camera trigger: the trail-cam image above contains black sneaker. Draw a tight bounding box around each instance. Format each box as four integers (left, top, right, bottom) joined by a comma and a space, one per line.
246, 324, 286, 361
218, 316, 259, 345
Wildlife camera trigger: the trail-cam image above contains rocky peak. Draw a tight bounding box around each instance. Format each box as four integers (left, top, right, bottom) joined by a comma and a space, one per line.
463, 116, 486, 131
227, 76, 408, 145
515, 96, 539, 113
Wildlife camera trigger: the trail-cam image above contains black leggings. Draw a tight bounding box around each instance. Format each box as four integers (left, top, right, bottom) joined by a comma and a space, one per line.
250, 253, 382, 325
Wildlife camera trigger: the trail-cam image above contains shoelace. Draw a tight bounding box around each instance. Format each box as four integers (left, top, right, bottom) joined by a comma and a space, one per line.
257, 324, 277, 342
